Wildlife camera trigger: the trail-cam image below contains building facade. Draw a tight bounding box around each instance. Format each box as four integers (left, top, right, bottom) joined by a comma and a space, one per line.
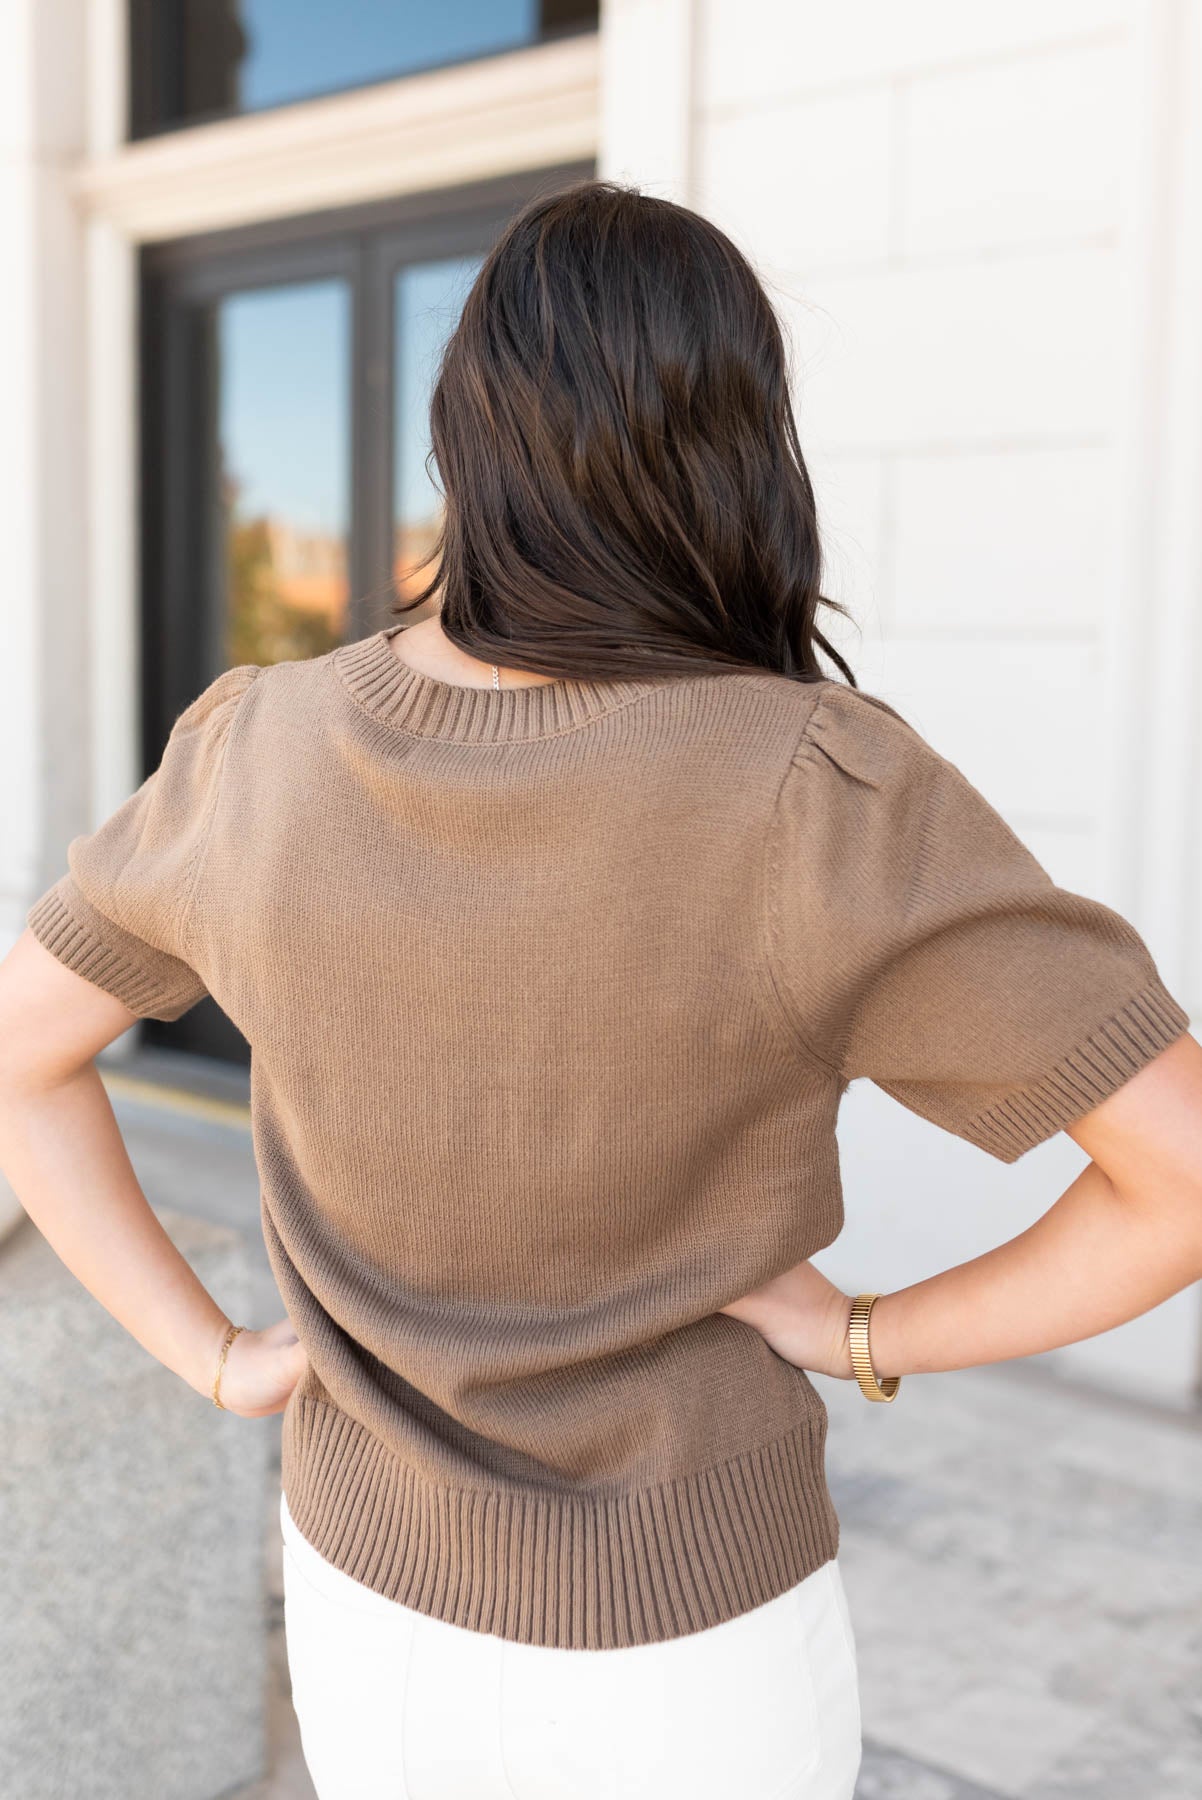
5, 0, 1201, 1401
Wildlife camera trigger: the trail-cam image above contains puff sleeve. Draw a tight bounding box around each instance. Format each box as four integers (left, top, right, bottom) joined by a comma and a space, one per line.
769, 682, 1192, 1162
25, 662, 262, 1021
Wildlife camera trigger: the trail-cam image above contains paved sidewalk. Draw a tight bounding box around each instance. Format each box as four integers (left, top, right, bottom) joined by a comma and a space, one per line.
107, 1077, 1202, 1798
822, 1361, 1202, 1798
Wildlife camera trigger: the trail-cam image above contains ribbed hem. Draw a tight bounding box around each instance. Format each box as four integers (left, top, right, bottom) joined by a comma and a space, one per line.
333, 627, 690, 744
25, 872, 203, 1021
964, 978, 1192, 1162
280, 1394, 840, 1650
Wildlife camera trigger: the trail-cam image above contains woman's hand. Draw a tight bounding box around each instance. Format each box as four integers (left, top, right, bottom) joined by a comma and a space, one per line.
719, 1261, 855, 1379
213, 1316, 310, 1418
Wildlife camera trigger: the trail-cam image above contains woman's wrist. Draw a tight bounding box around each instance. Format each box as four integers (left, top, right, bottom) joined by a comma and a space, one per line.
831, 1291, 856, 1379
187, 1312, 240, 1399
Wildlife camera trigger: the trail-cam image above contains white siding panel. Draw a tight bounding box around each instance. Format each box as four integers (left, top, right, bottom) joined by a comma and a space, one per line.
696, 88, 892, 272
900, 42, 1124, 256
781, 246, 1119, 450
700, 0, 1127, 112
891, 446, 1113, 633
810, 451, 884, 617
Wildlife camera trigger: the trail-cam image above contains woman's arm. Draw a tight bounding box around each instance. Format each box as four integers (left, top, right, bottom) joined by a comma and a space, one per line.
721, 1031, 1202, 1383
0, 929, 306, 1417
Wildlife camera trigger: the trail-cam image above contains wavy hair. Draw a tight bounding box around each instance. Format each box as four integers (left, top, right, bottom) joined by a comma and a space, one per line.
393, 178, 856, 687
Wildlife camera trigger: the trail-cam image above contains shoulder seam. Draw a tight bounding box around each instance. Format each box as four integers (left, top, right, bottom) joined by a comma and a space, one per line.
758, 692, 847, 1083
178, 663, 263, 964
788, 680, 837, 766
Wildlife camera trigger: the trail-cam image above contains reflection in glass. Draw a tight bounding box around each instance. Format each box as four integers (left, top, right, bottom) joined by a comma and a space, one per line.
217, 281, 350, 667
394, 256, 484, 605
131, 0, 599, 135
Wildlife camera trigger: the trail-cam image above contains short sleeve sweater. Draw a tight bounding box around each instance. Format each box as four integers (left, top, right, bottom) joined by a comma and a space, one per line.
26, 625, 1192, 1649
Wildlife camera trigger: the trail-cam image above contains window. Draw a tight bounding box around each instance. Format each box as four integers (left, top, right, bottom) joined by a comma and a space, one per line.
129, 0, 599, 138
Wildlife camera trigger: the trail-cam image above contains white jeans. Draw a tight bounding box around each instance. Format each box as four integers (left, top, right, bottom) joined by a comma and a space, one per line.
280, 1489, 862, 1800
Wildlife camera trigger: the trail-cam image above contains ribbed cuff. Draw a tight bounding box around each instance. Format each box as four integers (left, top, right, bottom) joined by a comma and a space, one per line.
25, 872, 205, 1022
281, 1393, 840, 1650
965, 979, 1192, 1163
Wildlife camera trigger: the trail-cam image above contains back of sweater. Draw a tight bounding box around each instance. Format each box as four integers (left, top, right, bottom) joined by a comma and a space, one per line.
27, 625, 1190, 1647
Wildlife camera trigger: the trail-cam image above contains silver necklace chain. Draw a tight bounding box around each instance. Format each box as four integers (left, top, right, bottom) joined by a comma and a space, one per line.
491, 664, 500, 689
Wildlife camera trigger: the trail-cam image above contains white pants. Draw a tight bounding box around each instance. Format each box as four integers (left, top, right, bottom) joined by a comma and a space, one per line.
280, 1489, 862, 1800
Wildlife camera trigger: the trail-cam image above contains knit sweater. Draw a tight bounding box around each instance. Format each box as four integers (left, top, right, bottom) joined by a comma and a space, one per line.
26, 624, 1191, 1649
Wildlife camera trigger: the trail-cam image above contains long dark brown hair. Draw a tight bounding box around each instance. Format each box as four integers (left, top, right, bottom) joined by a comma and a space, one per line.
393, 178, 856, 687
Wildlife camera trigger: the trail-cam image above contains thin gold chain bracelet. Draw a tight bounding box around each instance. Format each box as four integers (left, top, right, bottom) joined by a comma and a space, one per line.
211, 1321, 248, 1409
848, 1293, 901, 1403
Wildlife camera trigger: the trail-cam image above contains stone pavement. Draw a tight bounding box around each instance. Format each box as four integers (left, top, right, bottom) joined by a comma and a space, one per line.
822, 1362, 1202, 1798
104, 1069, 1201, 1799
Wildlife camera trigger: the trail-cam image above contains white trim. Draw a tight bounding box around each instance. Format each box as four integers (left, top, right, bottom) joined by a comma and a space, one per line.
86, 0, 126, 159
1099, 4, 1174, 923
72, 33, 600, 243
1106, 0, 1202, 1017
597, 0, 696, 200
1102, 0, 1202, 1398
1144, 0, 1202, 1016
86, 215, 139, 827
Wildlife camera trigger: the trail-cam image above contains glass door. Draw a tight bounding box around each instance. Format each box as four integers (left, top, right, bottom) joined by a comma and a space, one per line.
218, 282, 352, 666
140, 175, 586, 1063
393, 255, 484, 604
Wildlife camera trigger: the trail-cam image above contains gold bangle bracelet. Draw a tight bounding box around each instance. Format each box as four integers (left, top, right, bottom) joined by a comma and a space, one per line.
847, 1293, 900, 1403
211, 1321, 247, 1409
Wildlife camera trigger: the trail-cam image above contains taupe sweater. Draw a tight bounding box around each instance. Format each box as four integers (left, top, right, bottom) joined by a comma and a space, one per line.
27, 625, 1191, 1648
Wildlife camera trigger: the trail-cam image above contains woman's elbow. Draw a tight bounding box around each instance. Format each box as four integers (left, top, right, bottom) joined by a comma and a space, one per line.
0, 931, 138, 1093
1066, 1029, 1202, 1281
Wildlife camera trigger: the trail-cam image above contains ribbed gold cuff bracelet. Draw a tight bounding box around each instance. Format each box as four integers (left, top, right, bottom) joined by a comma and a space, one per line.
848, 1293, 901, 1403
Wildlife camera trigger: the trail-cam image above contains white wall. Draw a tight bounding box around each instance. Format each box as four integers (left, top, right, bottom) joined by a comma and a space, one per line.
604, 0, 1202, 1403
0, 1, 91, 952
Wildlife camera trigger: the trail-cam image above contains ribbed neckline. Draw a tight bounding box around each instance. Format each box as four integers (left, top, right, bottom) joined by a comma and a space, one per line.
334, 625, 681, 743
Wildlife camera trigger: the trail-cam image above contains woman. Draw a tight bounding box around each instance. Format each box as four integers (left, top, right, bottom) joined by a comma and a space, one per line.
1, 179, 1200, 1800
